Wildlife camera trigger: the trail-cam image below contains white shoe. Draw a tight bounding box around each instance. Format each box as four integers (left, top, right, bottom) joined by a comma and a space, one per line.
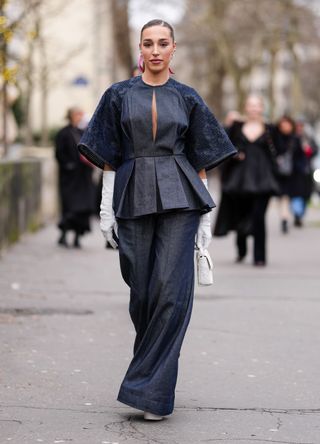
144, 411, 164, 421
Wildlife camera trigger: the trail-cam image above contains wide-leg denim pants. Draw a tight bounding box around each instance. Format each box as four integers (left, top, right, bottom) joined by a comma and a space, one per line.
117, 210, 200, 416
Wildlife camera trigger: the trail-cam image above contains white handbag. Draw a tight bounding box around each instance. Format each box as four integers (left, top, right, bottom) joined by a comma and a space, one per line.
196, 248, 213, 286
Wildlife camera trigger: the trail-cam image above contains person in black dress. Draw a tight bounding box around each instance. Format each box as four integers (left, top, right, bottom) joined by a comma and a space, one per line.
214, 95, 279, 266
55, 107, 95, 248
273, 115, 301, 233
78, 20, 236, 420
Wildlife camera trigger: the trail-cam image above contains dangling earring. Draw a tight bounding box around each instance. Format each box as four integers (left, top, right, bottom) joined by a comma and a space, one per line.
169, 52, 175, 75
138, 54, 145, 73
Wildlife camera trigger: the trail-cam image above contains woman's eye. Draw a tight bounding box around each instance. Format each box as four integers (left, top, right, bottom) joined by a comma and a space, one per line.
143, 43, 169, 48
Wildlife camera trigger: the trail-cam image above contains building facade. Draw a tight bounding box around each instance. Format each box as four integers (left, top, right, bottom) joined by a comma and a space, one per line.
30, 0, 115, 131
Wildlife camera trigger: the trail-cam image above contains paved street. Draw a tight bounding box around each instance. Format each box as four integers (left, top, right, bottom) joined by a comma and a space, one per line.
1, 202, 320, 444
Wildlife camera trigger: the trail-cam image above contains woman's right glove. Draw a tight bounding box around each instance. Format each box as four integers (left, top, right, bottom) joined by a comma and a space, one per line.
196, 211, 212, 251
195, 178, 212, 250
100, 170, 118, 248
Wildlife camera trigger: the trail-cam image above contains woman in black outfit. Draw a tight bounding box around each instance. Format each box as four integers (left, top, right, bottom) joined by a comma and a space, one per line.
55, 107, 95, 248
214, 95, 279, 266
273, 115, 301, 233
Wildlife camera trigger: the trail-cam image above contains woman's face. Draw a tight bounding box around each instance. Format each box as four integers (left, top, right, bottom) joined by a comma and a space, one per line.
139, 25, 176, 74
279, 119, 294, 135
70, 110, 84, 127
244, 96, 264, 120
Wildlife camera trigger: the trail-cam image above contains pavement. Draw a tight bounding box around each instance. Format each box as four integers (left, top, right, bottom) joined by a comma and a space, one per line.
0, 200, 320, 444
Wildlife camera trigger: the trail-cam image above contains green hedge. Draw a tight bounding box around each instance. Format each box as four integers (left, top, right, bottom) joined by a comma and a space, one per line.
0, 159, 42, 250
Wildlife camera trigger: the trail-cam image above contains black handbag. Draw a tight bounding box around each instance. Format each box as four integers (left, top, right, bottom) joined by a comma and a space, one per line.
265, 126, 293, 176
276, 150, 293, 176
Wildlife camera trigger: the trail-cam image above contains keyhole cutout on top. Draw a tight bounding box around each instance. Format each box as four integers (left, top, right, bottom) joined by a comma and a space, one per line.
152, 89, 158, 142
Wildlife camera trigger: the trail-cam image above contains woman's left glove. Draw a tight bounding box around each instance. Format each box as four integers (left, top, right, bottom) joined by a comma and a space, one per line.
100, 170, 118, 248
196, 178, 212, 250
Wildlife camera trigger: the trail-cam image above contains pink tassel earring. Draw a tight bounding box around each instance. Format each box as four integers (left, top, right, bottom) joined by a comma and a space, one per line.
138, 54, 145, 73
169, 51, 175, 75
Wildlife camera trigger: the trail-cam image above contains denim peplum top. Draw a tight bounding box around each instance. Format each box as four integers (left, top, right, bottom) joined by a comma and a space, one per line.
78, 76, 237, 219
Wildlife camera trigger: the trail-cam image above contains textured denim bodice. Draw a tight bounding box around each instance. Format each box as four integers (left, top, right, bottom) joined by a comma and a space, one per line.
79, 76, 236, 219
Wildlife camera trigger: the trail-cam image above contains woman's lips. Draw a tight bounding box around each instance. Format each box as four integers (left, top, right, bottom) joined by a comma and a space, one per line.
150, 59, 162, 64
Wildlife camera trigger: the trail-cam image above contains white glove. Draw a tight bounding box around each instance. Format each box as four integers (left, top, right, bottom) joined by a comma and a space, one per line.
100, 170, 118, 248
196, 178, 212, 250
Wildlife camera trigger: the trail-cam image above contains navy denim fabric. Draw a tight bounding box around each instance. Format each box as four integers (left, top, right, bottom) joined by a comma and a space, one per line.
117, 210, 200, 416
78, 76, 237, 219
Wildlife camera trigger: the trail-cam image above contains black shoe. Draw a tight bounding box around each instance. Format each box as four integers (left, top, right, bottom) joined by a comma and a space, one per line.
73, 234, 82, 248
57, 232, 68, 247
294, 216, 303, 227
254, 260, 266, 267
235, 255, 246, 263
281, 219, 289, 234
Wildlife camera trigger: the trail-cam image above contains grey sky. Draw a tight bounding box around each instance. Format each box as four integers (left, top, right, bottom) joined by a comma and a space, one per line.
129, 0, 185, 29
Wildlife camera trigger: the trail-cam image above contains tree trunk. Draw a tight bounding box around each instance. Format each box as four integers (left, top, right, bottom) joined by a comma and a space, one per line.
206, 62, 226, 120
111, 0, 132, 79
284, 1, 302, 117
24, 38, 35, 146
40, 70, 49, 146
1, 78, 8, 156
1, 21, 8, 156
268, 47, 278, 120
290, 49, 301, 117
234, 73, 246, 112
38, 16, 49, 146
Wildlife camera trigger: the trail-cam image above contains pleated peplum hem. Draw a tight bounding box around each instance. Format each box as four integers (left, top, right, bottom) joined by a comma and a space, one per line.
113, 154, 216, 219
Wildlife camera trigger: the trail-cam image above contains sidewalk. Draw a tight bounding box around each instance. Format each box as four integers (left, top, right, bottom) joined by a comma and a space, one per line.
1, 203, 320, 444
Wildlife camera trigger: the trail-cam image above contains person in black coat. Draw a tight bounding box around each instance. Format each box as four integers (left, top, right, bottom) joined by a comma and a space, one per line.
55, 107, 95, 248
214, 95, 279, 266
290, 119, 319, 226
273, 115, 302, 233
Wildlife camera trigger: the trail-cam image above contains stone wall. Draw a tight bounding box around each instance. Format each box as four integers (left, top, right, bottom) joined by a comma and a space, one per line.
0, 159, 42, 250
0, 151, 58, 251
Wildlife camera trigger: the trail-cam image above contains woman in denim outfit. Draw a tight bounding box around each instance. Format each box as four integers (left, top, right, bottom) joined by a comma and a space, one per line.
79, 19, 236, 420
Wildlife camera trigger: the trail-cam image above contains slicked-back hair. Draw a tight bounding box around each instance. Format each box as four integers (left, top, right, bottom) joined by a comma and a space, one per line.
140, 19, 175, 42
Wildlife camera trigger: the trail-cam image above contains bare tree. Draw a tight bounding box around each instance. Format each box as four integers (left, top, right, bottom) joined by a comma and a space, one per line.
178, 0, 320, 120
0, 0, 41, 155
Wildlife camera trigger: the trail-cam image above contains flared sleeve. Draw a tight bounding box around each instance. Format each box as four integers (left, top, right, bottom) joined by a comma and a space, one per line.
185, 91, 237, 172
78, 87, 122, 170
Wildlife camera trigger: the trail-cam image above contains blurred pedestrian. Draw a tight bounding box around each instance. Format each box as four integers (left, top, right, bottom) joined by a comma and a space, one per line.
132, 65, 140, 77
273, 115, 301, 233
214, 95, 279, 266
55, 107, 95, 248
78, 19, 236, 419
290, 118, 318, 226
